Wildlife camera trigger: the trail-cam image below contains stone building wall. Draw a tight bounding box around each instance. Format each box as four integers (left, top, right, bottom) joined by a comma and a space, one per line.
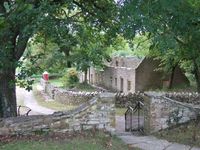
88, 66, 136, 94
0, 93, 115, 135
80, 57, 189, 94
102, 67, 136, 93
143, 92, 200, 134
135, 58, 163, 91
170, 67, 190, 87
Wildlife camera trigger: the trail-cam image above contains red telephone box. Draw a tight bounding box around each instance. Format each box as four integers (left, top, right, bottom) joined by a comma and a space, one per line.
43, 71, 49, 81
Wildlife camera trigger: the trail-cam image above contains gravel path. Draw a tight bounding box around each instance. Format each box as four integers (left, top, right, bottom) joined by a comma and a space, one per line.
16, 87, 55, 115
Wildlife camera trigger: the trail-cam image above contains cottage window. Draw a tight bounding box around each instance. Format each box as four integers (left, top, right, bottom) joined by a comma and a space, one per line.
95, 73, 97, 83
127, 80, 131, 91
116, 61, 119, 67
110, 77, 113, 85
120, 77, 124, 92
91, 74, 93, 84
115, 78, 117, 87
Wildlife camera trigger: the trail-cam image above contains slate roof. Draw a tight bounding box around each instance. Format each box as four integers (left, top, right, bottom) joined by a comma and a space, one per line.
108, 56, 144, 69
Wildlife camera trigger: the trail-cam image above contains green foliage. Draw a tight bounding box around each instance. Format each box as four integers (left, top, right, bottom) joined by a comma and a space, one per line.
74, 83, 96, 92
71, 25, 111, 73
0, 0, 118, 117
110, 34, 150, 57
62, 68, 79, 88
0, 0, 118, 81
24, 37, 68, 74
120, 0, 200, 91
0, 131, 131, 150
16, 54, 44, 91
154, 120, 200, 147
167, 108, 184, 126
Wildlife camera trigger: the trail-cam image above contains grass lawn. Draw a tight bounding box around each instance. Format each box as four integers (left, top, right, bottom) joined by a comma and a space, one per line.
49, 78, 97, 92
33, 84, 77, 111
74, 82, 97, 92
153, 120, 200, 147
49, 78, 64, 88
0, 130, 137, 150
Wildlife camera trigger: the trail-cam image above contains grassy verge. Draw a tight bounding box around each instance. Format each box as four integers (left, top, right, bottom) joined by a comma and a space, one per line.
73, 83, 97, 92
49, 78, 64, 88
153, 120, 200, 147
33, 84, 77, 111
49, 78, 97, 92
0, 130, 138, 150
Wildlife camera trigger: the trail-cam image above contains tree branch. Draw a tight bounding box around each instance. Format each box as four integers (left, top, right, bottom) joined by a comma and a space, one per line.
72, 0, 98, 17
14, 33, 29, 61
0, 1, 6, 14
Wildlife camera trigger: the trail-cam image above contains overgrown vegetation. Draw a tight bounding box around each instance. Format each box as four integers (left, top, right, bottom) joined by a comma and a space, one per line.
154, 120, 200, 147
48, 68, 96, 92
61, 68, 79, 88
0, 130, 134, 150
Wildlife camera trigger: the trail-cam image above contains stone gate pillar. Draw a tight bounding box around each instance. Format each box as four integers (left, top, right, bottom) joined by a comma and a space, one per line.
143, 94, 151, 134
98, 93, 116, 129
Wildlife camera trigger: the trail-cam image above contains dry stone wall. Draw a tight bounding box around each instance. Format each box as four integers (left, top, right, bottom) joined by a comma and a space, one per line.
41, 79, 100, 105
0, 93, 115, 135
165, 92, 200, 105
115, 92, 144, 108
143, 92, 200, 134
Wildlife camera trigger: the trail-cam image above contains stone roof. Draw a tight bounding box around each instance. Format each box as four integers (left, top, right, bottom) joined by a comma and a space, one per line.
108, 56, 144, 69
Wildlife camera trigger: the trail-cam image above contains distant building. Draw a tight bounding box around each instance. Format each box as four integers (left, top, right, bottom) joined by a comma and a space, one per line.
79, 56, 189, 93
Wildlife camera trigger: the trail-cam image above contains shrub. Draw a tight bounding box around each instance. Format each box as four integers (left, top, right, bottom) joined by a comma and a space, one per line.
62, 68, 79, 88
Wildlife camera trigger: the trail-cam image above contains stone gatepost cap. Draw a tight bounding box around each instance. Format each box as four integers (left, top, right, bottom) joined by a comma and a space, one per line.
43, 71, 49, 74
99, 92, 115, 98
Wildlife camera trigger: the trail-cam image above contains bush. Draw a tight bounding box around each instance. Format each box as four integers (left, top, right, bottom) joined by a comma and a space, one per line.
62, 68, 79, 88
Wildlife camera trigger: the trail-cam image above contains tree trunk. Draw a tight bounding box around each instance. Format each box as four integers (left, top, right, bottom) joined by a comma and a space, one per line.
67, 61, 71, 68
168, 66, 176, 89
84, 69, 88, 83
0, 69, 17, 118
193, 60, 200, 93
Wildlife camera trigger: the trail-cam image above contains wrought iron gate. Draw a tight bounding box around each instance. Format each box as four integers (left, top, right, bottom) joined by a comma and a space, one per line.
17, 105, 31, 116
125, 100, 144, 133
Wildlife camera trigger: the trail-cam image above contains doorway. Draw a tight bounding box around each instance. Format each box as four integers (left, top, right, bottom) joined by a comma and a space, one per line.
120, 77, 124, 92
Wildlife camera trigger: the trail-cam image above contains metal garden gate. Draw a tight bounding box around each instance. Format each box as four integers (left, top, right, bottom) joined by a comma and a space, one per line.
125, 100, 144, 133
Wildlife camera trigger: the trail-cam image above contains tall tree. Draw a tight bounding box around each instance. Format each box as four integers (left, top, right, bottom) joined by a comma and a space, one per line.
0, 0, 117, 118
120, 0, 200, 91
71, 25, 111, 83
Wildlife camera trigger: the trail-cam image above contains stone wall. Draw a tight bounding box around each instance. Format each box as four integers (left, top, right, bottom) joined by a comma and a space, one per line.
166, 92, 200, 105
115, 92, 144, 108
0, 93, 115, 135
41, 79, 100, 105
143, 92, 200, 134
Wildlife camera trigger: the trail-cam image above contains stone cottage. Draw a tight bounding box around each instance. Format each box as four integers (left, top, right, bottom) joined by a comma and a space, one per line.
79, 56, 189, 94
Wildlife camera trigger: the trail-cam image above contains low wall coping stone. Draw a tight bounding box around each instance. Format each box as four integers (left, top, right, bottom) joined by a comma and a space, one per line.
99, 92, 115, 98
